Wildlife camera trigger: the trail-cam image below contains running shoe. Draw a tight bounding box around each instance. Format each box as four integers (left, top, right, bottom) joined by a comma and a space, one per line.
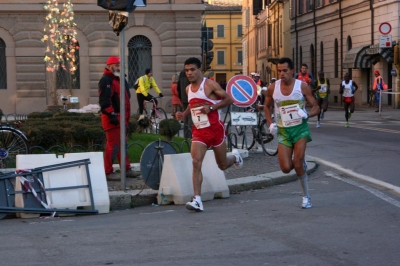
186, 197, 204, 212
345, 122, 349, 128
232, 149, 243, 169
316, 121, 321, 128
320, 110, 324, 120
302, 196, 312, 209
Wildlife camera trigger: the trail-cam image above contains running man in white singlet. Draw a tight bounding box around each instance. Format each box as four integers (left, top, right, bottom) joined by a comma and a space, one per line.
175, 57, 243, 212
263, 57, 320, 209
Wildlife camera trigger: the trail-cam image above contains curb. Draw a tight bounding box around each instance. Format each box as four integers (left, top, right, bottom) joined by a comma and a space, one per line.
108, 161, 318, 211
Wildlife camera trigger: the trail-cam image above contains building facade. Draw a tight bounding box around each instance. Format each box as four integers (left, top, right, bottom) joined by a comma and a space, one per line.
203, 1, 242, 88
0, 0, 205, 114
290, 0, 399, 107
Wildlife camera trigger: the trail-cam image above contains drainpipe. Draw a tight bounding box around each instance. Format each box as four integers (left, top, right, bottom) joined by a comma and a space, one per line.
295, 0, 298, 70
313, 0, 317, 76
339, 0, 343, 80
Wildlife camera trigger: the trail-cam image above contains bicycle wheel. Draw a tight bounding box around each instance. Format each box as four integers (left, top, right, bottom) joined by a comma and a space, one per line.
246, 126, 257, 150
149, 107, 167, 133
259, 122, 278, 156
226, 121, 245, 137
0, 127, 29, 171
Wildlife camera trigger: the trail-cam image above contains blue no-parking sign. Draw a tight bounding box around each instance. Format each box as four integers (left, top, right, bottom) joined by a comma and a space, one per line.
226, 75, 258, 108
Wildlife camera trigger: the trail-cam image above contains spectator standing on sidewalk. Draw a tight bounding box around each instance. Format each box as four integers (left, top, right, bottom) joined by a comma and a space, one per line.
372, 70, 388, 112
177, 69, 192, 138
263, 57, 319, 209
340, 72, 359, 128
98, 56, 137, 181
136, 68, 163, 115
170, 73, 182, 119
295, 63, 315, 90
175, 57, 243, 212
314, 71, 330, 128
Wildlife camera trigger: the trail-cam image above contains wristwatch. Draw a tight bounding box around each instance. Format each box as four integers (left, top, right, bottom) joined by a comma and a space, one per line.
209, 106, 214, 111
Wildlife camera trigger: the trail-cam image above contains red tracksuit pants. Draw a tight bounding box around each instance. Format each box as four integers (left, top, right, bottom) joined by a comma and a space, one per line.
104, 127, 131, 174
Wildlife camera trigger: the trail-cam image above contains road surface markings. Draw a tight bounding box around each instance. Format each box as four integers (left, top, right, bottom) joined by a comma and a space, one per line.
307, 155, 400, 197
325, 171, 400, 209
310, 122, 400, 133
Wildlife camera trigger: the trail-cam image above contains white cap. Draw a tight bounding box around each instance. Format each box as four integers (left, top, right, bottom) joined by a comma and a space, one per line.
261, 87, 267, 91
254, 73, 260, 77
271, 77, 276, 80
250, 72, 256, 76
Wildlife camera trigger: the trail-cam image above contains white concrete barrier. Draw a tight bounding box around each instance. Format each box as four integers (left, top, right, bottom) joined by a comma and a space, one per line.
15, 152, 109, 218
157, 150, 229, 205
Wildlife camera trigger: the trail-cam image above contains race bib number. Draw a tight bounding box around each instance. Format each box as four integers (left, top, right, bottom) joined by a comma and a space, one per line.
279, 104, 302, 127
191, 106, 210, 129
319, 84, 327, 93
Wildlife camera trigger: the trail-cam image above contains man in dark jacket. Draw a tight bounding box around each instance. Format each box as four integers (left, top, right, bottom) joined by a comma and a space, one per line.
177, 69, 192, 138
98, 56, 137, 181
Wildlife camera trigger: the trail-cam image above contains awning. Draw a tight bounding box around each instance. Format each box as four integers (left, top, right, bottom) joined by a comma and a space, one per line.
342, 45, 371, 69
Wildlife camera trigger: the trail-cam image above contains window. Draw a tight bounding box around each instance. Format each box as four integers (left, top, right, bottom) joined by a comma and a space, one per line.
299, 46, 303, 68
267, 24, 272, 47
0, 38, 6, 89
217, 50, 225, 65
56, 37, 80, 90
334, 39, 338, 78
128, 35, 152, 89
320, 41, 324, 72
237, 50, 243, 64
237, 24, 242, 38
217, 25, 225, 38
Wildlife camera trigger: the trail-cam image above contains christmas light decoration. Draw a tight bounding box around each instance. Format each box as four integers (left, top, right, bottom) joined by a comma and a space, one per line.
42, 0, 78, 74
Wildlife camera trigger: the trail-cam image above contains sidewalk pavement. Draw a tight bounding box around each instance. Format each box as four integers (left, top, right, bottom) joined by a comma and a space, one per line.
106, 150, 318, 211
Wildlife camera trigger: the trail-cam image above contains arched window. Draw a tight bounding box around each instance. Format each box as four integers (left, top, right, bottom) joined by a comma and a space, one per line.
346, 36, 352, 77
334, 39, 338, 78
56, 38, 80, 90
310, 44, 315, 77
0, 38, 6, 89
320, 41, 324, 72
128, 35, 152, 88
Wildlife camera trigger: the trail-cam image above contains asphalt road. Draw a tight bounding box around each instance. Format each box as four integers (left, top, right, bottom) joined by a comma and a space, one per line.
1, 163, 400, 265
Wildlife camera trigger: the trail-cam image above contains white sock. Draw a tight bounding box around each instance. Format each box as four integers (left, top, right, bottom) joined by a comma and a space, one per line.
195, 195, 202, 202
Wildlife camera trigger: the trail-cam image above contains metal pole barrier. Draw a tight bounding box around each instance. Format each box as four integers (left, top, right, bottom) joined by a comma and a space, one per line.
120, 28, 126, 190
379, 89, 382, 116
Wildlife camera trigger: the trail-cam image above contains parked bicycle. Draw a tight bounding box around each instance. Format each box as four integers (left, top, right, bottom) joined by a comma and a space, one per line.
226, 106, 278, 156
0, 122, 29, 172
137, 96, 167, 133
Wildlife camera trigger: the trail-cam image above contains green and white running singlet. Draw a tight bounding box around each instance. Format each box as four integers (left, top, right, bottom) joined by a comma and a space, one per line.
272, 79, 312, 147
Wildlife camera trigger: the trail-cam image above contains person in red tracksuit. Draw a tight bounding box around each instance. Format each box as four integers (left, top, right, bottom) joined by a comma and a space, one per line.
98, 56, 137, 181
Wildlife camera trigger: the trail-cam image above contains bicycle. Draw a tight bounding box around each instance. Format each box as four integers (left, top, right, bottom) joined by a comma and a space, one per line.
226, 106, 278, 156
0, 122, 29, 172
137, 96, 167, 133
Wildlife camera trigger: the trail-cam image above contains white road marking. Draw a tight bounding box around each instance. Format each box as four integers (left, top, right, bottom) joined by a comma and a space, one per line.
307, 155, 400, 197
310, 121, 400, 133
325, 171, 400, 209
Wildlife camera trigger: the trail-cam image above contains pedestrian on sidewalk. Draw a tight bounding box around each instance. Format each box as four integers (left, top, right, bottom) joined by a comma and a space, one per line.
170, 73, 183, 119
175, 57, 243, 212
98, 56, 137, 181
372, 70, 388, 112
314, 71, 330, 128
340, 72, 358, 128
263, 57, 320, 209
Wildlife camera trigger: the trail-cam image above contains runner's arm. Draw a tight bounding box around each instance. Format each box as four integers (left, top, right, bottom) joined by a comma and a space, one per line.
263, 83, 275, 125
301, 82, 320, 118
203, 80, 233, 113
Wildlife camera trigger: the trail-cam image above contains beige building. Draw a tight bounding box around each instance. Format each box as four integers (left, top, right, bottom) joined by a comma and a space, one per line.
203, 2, 242, 87
242, 0, 290, 85
290, 0, 399, 107
0, 0, 205, 114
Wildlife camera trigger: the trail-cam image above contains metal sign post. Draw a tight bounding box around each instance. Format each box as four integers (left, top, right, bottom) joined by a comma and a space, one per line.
119, 28, 126, 189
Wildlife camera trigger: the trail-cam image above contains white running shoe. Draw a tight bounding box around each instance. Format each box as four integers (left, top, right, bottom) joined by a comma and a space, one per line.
302, 196, 312, 209
185, 197, 204, 212
316, 121, 321, 128
232, 149, 243, 169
